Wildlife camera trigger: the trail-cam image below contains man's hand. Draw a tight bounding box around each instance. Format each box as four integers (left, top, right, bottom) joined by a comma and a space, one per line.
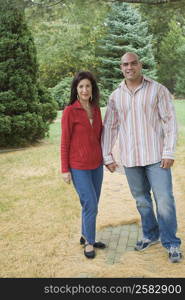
106, 162, 118, 173
62, 172, 71, 184
160, 159, 174, 168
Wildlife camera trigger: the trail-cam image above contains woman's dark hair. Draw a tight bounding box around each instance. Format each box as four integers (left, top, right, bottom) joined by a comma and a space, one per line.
69, 71, 100, 106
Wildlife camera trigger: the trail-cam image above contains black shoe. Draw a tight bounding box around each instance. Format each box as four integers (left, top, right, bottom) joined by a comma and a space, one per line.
94, 241, 106, 249
84, 244, 95, 259
80, 236, 106, 249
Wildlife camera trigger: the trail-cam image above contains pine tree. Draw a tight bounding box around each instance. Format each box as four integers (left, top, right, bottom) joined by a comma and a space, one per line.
96, 2, 157, 90
0, 0, 58, 147
158, 18, 185, 94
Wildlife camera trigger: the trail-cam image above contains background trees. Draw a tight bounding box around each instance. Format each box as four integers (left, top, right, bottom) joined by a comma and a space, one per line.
1, 0, 185, 148
24, 0, 185, 103
139, 3, 185, 94
24, 0, 185, 97
96, 2, 156, 91
0, 0, 58, 147
21, 0, 185, 7
157, 18, 185, 94
25, 0, 108, 88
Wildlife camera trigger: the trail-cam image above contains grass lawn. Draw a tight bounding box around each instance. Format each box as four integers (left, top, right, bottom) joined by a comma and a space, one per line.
174, 100, 185, 141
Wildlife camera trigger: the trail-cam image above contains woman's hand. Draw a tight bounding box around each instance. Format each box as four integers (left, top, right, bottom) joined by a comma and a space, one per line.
106, 162, 118, 173
62, 172, 71, 184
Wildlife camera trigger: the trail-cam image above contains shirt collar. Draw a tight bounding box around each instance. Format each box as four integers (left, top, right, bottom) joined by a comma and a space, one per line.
119, 75, 152, 90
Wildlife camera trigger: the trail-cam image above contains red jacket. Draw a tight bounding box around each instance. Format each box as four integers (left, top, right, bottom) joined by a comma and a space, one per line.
61, 100, 103, 173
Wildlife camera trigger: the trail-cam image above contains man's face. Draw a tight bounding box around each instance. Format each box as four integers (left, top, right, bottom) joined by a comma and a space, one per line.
120, 54, 142, 82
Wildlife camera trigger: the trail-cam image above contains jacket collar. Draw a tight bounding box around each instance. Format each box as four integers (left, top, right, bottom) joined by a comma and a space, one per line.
71, 100, 83, 109
71, 100, 97, 111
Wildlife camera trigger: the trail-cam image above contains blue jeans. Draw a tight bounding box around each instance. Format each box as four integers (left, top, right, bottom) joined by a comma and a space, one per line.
70, 165, 103, 245
124, 162, 181, 249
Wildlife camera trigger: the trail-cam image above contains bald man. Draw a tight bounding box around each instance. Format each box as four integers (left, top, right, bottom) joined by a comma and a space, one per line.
101, 52, 182, 263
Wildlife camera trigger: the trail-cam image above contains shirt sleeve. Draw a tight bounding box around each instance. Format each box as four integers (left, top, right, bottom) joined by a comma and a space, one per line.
101, 93, 120, 165
157, 85, 178, 160
61, 106, 73, 173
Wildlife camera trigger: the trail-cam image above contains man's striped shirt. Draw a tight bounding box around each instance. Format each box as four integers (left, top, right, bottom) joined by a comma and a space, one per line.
101, 76, 177, 167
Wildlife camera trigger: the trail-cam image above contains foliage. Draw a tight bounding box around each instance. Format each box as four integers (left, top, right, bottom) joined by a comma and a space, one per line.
139, 2, 185, 61
116, 0, 184, 4
49, 77, 72, 110
96, 2, 157, 91
158, 18, 185, 93
99, 84, 111, 107
25, 0, 108, 87
21, 0, 185, 6
174, 44, 185, 97
0, 0, 58, 147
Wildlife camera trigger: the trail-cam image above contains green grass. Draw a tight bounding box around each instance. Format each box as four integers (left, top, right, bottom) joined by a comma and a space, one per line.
174, 100, 185, 142
174, 100, 185, 126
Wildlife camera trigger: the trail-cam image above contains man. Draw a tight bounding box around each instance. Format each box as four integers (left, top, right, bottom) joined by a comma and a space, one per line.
101, 52, 182, 263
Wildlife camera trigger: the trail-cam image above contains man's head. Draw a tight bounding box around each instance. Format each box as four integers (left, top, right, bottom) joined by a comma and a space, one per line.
120, 52, 142, 82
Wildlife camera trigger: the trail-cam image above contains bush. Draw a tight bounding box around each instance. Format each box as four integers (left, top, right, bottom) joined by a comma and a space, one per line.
50, 77, 72, 110
0, 0, 58, 147
98, 84, 111, 107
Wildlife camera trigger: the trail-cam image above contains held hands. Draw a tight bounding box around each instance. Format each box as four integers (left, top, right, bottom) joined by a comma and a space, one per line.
160, 159, 174, 168
62, 160, 174, 181
62, 172, 71, 184
106, 162, 118, 173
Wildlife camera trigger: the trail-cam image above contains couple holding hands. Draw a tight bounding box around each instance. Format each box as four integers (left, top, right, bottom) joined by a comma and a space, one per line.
61, 52, 182, 263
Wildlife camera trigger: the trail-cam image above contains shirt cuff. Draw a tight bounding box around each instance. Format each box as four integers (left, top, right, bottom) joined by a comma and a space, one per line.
61, 166, 69, 173
162, 151, 175, 160
103, 154, 115, 165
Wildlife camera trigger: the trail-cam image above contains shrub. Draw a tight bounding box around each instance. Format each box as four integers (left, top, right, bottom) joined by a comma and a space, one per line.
50, 77, 72, 110
0, 0, 58, 147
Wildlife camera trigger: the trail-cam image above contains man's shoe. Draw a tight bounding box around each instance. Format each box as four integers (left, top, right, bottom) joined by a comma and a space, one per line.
168, 246, 182, 263
80, 236, 106, 249
135, 238, 159, 251
84, 244, 95, 259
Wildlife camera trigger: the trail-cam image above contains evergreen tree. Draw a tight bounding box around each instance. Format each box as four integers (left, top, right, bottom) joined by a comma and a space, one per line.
158, 18, 185, 93
139, 3, 185, 62
0, 0, 58, 147
96, 2, 157, 90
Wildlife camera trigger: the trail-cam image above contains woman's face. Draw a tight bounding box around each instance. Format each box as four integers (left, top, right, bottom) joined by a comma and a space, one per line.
77, 79, 92, 102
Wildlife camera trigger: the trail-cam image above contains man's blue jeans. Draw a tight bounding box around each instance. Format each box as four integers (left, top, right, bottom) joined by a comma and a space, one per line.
124, 162, 181, 249
70, 165, 103, 245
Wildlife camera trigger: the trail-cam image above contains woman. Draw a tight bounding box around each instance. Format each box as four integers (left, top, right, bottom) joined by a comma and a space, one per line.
61, 71, 106, 259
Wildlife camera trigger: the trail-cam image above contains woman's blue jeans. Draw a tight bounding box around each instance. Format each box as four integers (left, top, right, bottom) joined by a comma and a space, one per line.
124, 162, 181, 249
70, 165, 103, 245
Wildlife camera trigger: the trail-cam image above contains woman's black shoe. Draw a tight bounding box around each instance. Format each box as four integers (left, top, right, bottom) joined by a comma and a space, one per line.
80, 236, 106, 249
94, 241, 106, 249
80, 236, 86, 245
84, 244, 95, 259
